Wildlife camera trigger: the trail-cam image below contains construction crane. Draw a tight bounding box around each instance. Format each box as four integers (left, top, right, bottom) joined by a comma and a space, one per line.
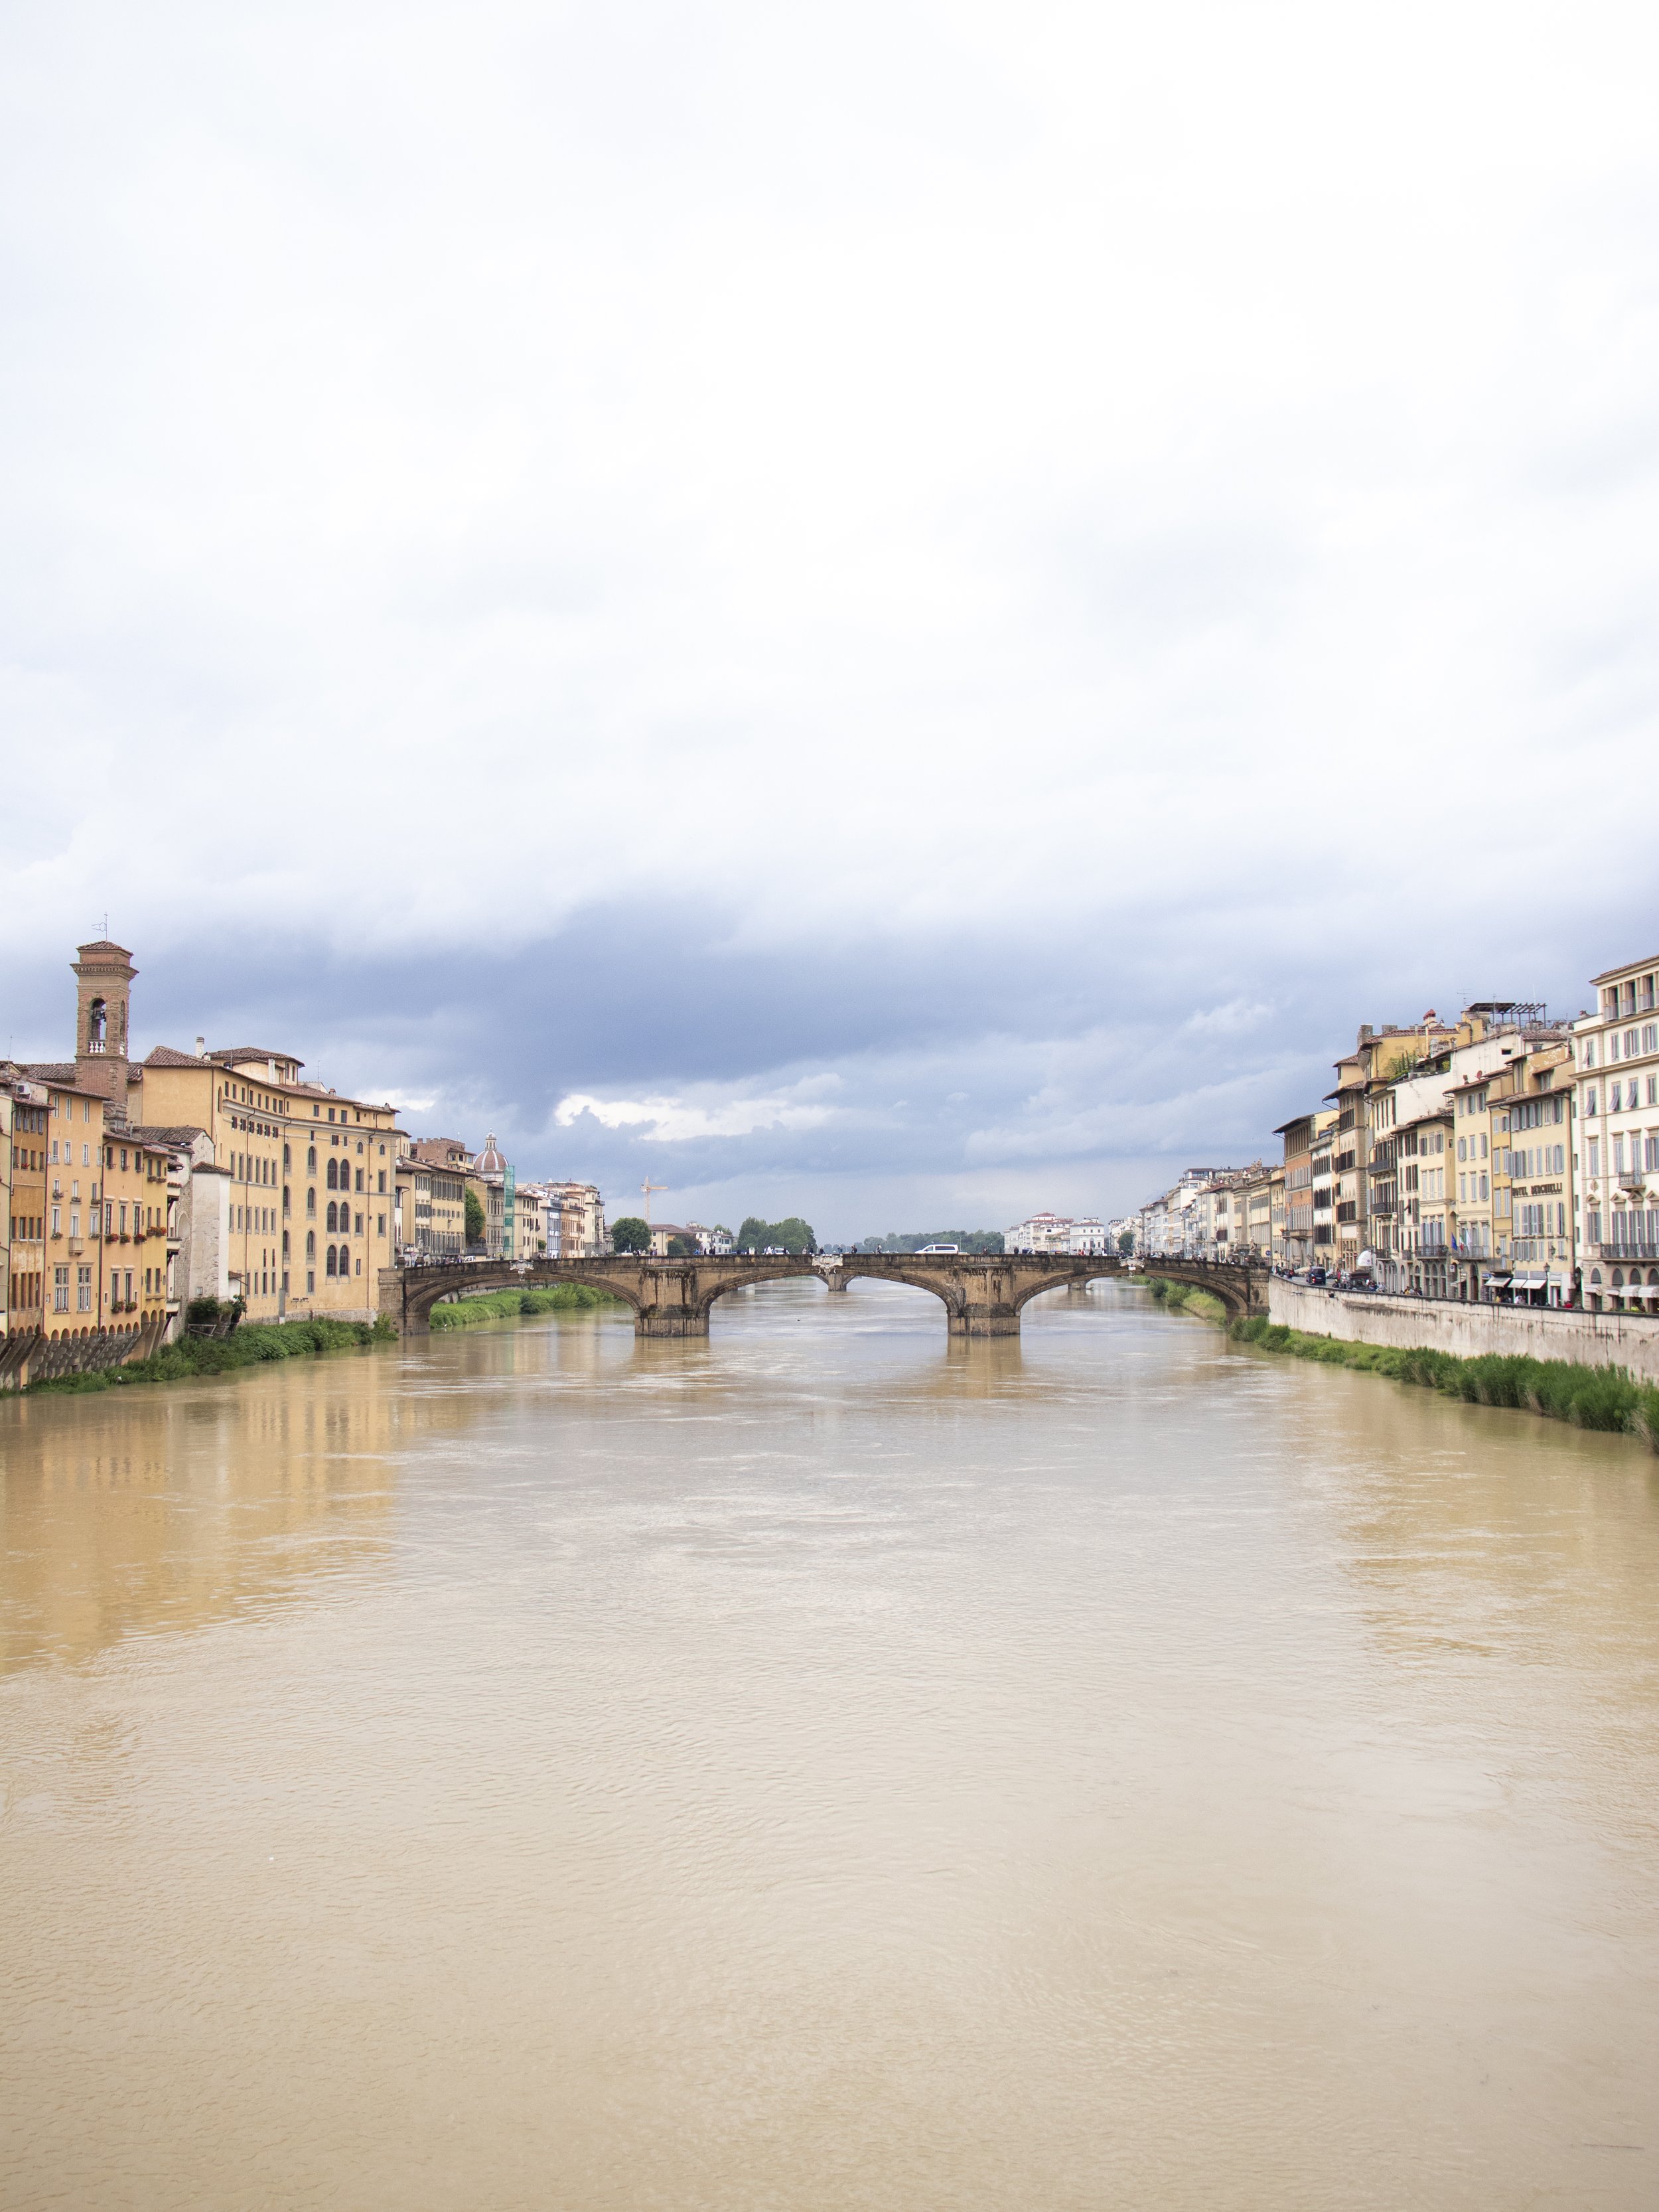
640, 1179, 668, 1228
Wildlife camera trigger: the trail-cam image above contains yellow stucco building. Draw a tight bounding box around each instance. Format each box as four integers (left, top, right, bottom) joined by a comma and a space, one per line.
137, 1047, 401, 1321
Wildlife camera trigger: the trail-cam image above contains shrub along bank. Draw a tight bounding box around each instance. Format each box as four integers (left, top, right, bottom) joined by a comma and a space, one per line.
23, 1315, 398, 1396
429, 1286, 620, 1329
1228, 1314, 1659, 1452
1144, 1276, 1230, 1321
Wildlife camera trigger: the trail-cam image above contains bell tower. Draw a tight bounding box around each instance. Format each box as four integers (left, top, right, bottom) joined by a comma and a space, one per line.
73, 938, 137, 1109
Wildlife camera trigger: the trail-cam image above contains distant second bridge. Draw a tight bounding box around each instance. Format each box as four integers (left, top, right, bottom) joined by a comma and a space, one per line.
380, 1252, 1267, 1339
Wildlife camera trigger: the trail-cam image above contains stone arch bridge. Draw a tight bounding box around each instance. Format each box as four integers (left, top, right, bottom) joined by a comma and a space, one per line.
380, 1253, 1265, 1339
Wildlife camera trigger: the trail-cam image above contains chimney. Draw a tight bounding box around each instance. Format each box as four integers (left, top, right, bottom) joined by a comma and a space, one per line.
195, 1037, 206, 1056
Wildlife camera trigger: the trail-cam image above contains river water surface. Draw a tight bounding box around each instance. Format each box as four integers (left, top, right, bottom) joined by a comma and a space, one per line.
3, 1281, 1657, 2209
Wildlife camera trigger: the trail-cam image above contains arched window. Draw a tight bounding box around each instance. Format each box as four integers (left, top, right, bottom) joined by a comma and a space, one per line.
326, 1159, 337, 1189
305, 1230, 315, 1258
88, 997, 107, 1049
307, 1146, 317, 1172
325, 1246, 336, 1278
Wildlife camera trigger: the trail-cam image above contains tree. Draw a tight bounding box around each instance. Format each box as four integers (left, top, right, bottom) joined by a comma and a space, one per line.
767, 1216, 816, 1253
464, 1188, 485, 1246
737, 1215, 816, 1252
611, 1216, 650, 1254
665, 1234, 696, 1258
1118, 1231, 1135, 1254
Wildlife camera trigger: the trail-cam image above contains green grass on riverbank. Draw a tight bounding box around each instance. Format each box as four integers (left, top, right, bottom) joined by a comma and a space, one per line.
1228, 1314, 1659, 1451
429, 1285, 621, 1329
1144, 1276, 1230, 1321
21, 1315, 398, 1396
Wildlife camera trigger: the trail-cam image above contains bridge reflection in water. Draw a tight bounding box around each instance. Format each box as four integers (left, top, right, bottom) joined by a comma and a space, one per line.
383, 1253, 1267, 1339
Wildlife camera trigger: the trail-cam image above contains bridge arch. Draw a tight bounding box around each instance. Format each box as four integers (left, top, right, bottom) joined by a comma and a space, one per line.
1106, 1260, 1261, 1319
831, 1259, 969, 1327
395, 1263, 644, 1333
690, 1259, 831, 1324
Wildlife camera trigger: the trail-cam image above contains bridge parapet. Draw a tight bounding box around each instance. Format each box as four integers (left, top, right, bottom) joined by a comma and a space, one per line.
381, 1251, 1267, 1338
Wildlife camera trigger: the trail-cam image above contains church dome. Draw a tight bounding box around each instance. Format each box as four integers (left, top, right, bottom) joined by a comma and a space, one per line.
474, 1134, 507, 1173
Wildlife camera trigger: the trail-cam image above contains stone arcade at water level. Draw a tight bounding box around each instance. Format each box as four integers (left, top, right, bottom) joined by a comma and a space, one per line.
381, 1252, 1267, 1339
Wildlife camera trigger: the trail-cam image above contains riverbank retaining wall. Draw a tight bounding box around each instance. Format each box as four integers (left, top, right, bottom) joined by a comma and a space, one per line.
1267, 1280, 1659, 1384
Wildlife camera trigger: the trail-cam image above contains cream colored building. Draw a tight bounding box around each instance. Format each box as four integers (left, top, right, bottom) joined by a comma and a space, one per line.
541, 1180, 607, 1258
397, 1140, 470, 1258
514, 1182, 545, 1258
1573, 952, 1659, 1313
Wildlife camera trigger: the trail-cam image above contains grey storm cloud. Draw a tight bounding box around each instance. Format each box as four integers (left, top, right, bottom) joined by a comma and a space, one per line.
3, 1, 1658, 1234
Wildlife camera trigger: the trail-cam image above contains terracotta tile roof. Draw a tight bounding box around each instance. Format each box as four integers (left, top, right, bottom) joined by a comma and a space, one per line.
145, 1045, 213, 1067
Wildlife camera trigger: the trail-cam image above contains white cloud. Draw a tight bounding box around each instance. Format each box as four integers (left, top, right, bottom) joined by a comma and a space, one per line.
5, 0, 1658, 968
555, 1086, 838, 1144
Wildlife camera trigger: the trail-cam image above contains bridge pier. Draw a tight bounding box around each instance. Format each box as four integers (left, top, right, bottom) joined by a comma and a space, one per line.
635, 1310, 709, 1338
952, 1309, 1022, 1337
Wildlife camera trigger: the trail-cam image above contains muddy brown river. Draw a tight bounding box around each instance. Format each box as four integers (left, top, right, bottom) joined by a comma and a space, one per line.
3, 1280, 1656, 2209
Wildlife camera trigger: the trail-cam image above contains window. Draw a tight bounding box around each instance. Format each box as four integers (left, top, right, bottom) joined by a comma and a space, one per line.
77, 1264, 92, 1311
53, 1264, 69, 1312
326, 1246, 337, 1277
306, 1188, 316, 1217
326, 1201, 338, 1232
307, 1145, 317, 1171
305, 1230, 315, 1258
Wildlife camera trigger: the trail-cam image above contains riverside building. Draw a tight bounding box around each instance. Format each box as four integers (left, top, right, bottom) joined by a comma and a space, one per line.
1573, 954, 1659, 1313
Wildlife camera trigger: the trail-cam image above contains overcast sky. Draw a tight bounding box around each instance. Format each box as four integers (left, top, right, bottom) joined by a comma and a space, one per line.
4, 1, 1657, 1235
